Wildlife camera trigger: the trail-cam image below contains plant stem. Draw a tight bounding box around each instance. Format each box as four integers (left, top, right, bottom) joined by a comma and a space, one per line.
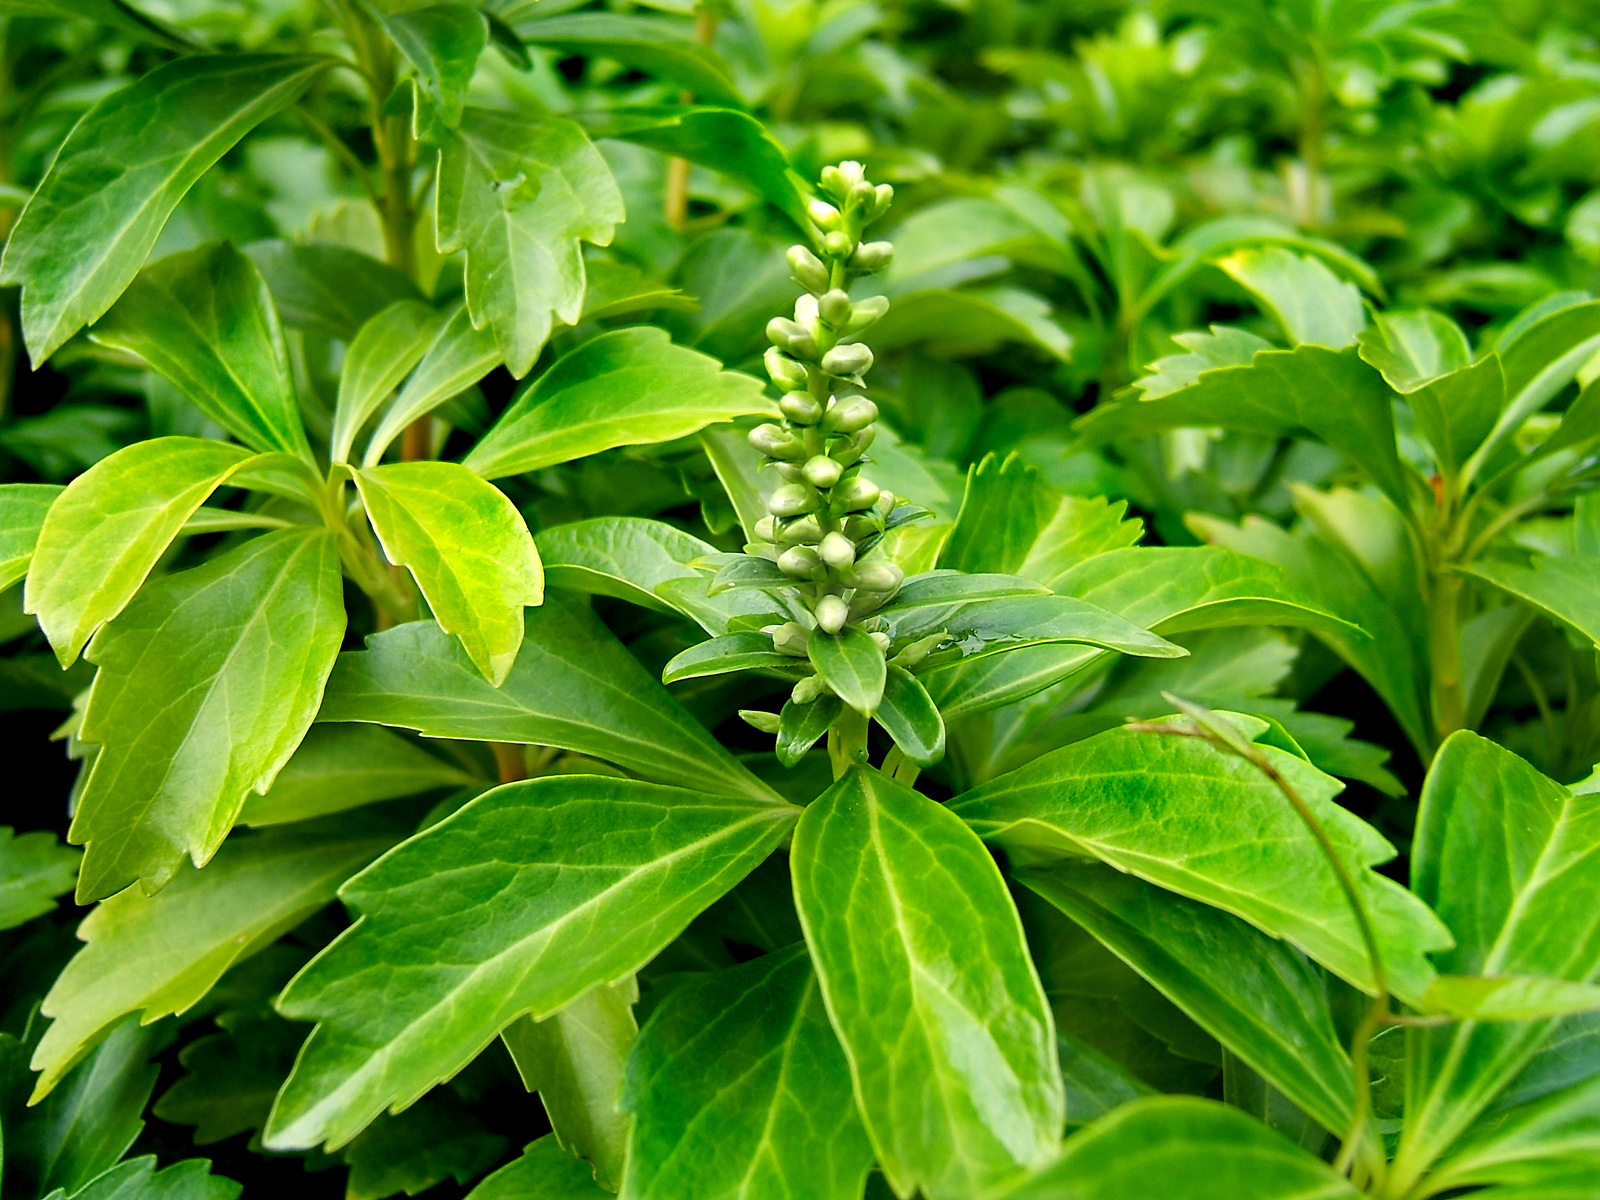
827, 707, 869, 780
1296, 58, 1326, 230
492, 742, 528, 784
663, 6, 716, 230
1427, 572, 1466, 746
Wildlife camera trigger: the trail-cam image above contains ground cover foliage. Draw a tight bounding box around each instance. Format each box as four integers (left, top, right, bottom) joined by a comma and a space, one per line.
2, 0, 1600, 1197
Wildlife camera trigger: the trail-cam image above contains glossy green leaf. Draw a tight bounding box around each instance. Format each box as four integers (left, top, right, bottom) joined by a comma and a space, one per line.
30, 819, 396, 1099
876, 666, 945, 766
342, 1090, 507, 1200
620, 944, 874, 1200
662, 632, 794, 684
1405, 355, 1507, 475
238, 724, 477, 826
792, 767, 1063, 1200
332, 300, 446, 465
355, 461, 543, 685
0, 0, 185, 46
1216, 246, 1366, 348
1357, 307, 1473, 391
869, 286, 1073, 361
520, 14, 742, 104
318, 594, 778, 802
0, 54, 333, 364
376, 2, 487, 128
1423, 975, 1600, 1022
536, 516, 781, 635
810, 627, 887, 715
69, 529, 346, 901
1462, 555, 1600, 650
435, 109, 623, 377
951, 722, 1452, 1005
25, 437, 257, 667
1018, 862, 1354, 1140
0, 826, 78, 930
90, 242, 311, 459
886, 572, 1051, 610
1135, 325, 1273, 400
777, 693, 841, 768
463, 327, 773, 480
1079, 344, 1411, 510
1395, 732, 1600, 1185
264, 776, 798, 1150
581, 106, 807, 227
1002, 1097, 1360, 1200
503, 978, 638, 1191
1429, 1071, 1600, 1193
465, 1136, 611, 1200
363, 303, 501, 466
243, 240, 421, 342
0, 482, 62, 591
13, 1016, 164, 1197
1475, 299, 1600, 473
41, 1156, 241, 1200
890, 592, 1186, 663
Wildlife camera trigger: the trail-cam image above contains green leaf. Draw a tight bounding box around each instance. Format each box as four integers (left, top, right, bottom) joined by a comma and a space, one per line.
435, 109, 623, 377
25, 437, 257, 667
318, 594, 778, 802
809, 626, 887, 715
792, 767, 1063, 1200
1135, 326, 1273, 400
243, 240, 422, 342
936, 454, 1142, 584
1003, 1097, 1360, 1200
154, 1009, 304, 1145
503, 978, 637, 1191
1079, 344, 1411, 511
1395, 732, 1600, 1184
342, 1090, 507, 1200
1216, 246, 1367, 348
465, 1136, 610, 1200
0, 54, 333, 364
891, 593, 1187, 664
0, 482, 62, 591
620, 944, 875, 1200
40, 1156, 241, 1200
30, 820, 396, 1098
951, 722, 1452, 1005
0, 826, 78, 930
375, 2, 487, 128
1475, 299, 1600, 473
1358, 308, 1472, 391
1461, 555, 1600, 650
662, 632, 795, 684
14, 1016, 165, 1197
238, 724, 477, 826
536, 516, 780, 635
884, 572, 1052, 610
876, 666, 945, 767
580, 106, 807, 228
868, 286, 1073, 362
332, 301, 446, 465
1429, 1071, 1600, 1193
354, 461, 543, 686
463, 327, 773, 480
69, 529, 346, 902
91, 242, 311, 460
1423, 976, 1600, 1022
363, 302, 501, 466
0, 0, 186, 47
1405, 355, 1507, 476
777, 693, 841, 768
264, 776, 798, 1150
1018, 862, 1354, 1140
520, 15, 742, 104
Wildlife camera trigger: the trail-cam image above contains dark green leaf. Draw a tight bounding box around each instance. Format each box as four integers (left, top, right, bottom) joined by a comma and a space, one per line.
0, 482, 62, 591
318, 594, 779, 802
1003, 1097, 1360, 1200
621, 944, 875, 1200
41, 1156, 241, 1200
951, 722, 1452, 1005
363, 302, 501, 465
1056, 1033, 1152, 1128
436, 109, 623, 376
154, 1009, 304, 1145
0, 0, 186, 46
884, 572, 1051, 611
0, 826, 78, 931
464, 1136, 609, 1199
662, 631, 795, 684
243, 240, 421, 342
792, 767, 1063, 1200
1428, 1071, 1600, 1194
375, 2, 487, 128
1405, 355, 1507, 476
0, 55, 334, 363
91, 242, 311, 460
776, 693, 841, 768
520, 15, 742, 104
25, 437, 257, 667
462, 327, 773, 480
876, 666, 945, 766
1461, 556, 1600, 650
69, 529, 346, 901
31, 820, 396, 1097
355, 461, 543, 685
264, 776, 797, 1149
342, 1090, 507, 1200
331, 301, 448, 465
891, 593, 1187, 664
809, 626, 887, 715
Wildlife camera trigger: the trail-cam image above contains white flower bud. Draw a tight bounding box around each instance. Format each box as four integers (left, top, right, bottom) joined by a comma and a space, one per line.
740, 709, 782, 734
786, 244, 830, 292
849, 179, 876, 209
769, 483, 820, 517
749, 422, 804, 460
814, 594, 849, 634
780, 390, 823, 424
765, 348, 808, 390
832, 426, 874, 467
846, 294, 889, 332
770, 621, 811, 656
824, 396, 878, 433
871, 183, 895, 218
779, 546, 824, 579
807, 198, 842, 229
822, 343, 874, 377
792, 674, 828, 705
819, 289, 853, 327
851, 240, 894, 271
779, 514, 824, 545
835, 161, 867, 191
802, 455, 843, 488
834, 475, 881, 512
819, 531, 856, 569
848, 561, 903, 592
754, 516, 777, 542
823, 230, 853, 258
869, 630, 891, 652
766, 317, 817, 359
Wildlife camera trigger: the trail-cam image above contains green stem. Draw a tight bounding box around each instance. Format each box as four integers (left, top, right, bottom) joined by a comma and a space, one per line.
827, 707, 868, 780
1427, 572, 1466, 747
